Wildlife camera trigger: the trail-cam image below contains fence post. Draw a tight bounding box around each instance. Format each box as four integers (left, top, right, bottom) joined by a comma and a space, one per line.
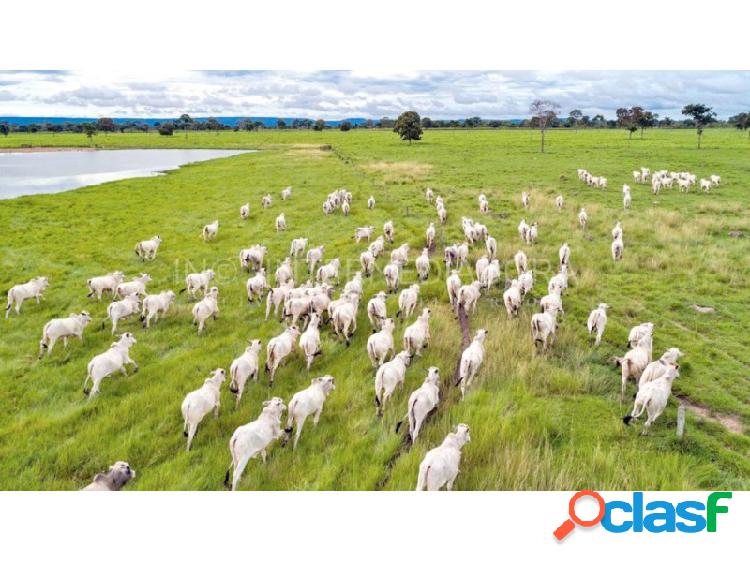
676, 405, 686, 439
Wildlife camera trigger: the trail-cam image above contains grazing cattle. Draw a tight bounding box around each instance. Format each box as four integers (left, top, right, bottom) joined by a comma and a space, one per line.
262, 194, 272, 208
559, 242, 570, 266
521, 191, 530, 209
81, 462, 136, 491
457, 281, 482, 316
184, 269, 215, 299
415, 424, 471, 491
485, 235, 497, 260
555, 195, 564, 210
281, 186, 292, 200
397, 284, 420, 319
316, 258, 341, 285
404, 366, 440, 442
181, 369, 226, 451
360, 250, 376, 277
548, 265, 568, 294
6, 276, 49, 317
86, 272, 124, 301
426, 223, 436, 248
514, 250, 528, 275
531, 308, 559, 353
141, 290, 176, 328
367, 318, 396, 368
540, 286, 564, 317
355, 226, 375, 243
115, 273, 152, 299
616, 327, 653, 400
638, 348, 684, 389
202, 220, 219, 241
390, 244, 410, 267
107, 293, 140, 335
518, 219, 529, 242
306, 245, 324, 274
623, 365, 680, 434
368, 195, 375, 209
383, 261, 401, 294
457, 329, 488, 398
612, 221, 623, 241
225, 397, 286, 491
367, 291, 388, 331
82, 332, 138, 397
240, 203, 250, 220
342, 200, 350, 215
374, 350, 411, 415
437, 205, 447, 224
710, 175, 721, 187
246, 269, 269, 304
623, 191, 632, 209
425, 188, 434, 202
369, 236, 385, 258
403, 308, 431, 357
229, 339, 263, 406
475, 255, 489, 282
446, 270, 461, 307
134, 235, 162, 261
265, 326, 301, 384
39, 311, 91, 358
587, 303, 609, 346
275, 258, 295, 286
578, 208, 588, 229
240, 244, 267, 271
628, 322, 655, 350
482, 259, 501, 290
416, 248, 431, 281
299, 313, 323, 371
332, 293, 360, 345
284, 376, 336, 450
264, 281, 294, 321
275, 213, 286, 232
383, 220, 395, 244
290, 237, 308, 257
612, 238, 624, 261
518, 269, 534, 296
191, 287, 219, 334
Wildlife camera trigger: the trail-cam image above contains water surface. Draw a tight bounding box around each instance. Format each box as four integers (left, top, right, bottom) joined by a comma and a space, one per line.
0, 149, 253, 199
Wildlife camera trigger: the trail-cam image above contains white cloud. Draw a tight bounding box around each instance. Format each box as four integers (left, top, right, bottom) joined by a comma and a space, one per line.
0, 70, 748, 119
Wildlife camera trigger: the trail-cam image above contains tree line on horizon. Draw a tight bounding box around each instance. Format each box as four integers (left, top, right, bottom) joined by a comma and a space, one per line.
1, 108, 748, 145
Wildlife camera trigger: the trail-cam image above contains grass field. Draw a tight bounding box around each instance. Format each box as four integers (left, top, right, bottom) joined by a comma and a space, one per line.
1, 128, 749, 491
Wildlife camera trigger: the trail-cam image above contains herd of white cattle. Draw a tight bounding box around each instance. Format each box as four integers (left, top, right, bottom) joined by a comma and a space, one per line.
7, 165, 723, 491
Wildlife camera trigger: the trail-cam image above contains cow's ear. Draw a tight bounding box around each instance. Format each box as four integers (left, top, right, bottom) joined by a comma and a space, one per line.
262, 400, 271, 407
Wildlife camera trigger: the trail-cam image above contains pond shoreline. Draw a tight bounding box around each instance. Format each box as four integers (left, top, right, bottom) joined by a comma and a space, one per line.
0, 146, 98, 153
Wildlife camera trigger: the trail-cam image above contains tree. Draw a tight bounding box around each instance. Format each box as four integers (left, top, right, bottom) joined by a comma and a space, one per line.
635, 110, 658, 138
421, 117, 433, 128
568, 109, 583, 132
157, 122, 174, 136
276, 119, 287, 129
96, 117, 116, 134
339, 121, 352, 132
529, 99, 559, 153
464, 116, 482, 128
81, 122, 97, 145
312, 119, 325, 131
205, 117, 222, 134
681, 104, 716, 148
393, 111, 423, 144
0, 123, 8, 137
729, 112, 750, 137
616, 107, 636, 139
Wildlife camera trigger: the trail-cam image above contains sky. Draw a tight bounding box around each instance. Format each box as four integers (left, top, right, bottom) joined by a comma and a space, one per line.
0, 70, 747, 120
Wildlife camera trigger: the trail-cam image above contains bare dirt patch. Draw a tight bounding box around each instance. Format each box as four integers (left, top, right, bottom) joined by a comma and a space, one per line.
677, 396, 744, 434
283, 144, 332, 159
362, 161, 432, 184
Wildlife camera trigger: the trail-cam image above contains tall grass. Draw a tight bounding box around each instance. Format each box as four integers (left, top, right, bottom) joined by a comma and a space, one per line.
1, 128, 749, 490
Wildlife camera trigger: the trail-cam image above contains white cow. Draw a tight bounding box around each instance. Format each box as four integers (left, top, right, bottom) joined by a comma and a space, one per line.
374, 350, 411, 415
416, 424, 471, 491
141, 290, 176, 328
181, 369, 226, 450
587, 303, 609, 346
290, 238, 308, 257
191, 286, 219, 333
229, 339, 263, 406
202, 220, 219, 241
458, 329, 488, 398
367, 318, 396, 368
240, 203, 250, 220
404, 366, 440, 442
6, 276, 49, 317
403, 308, 431, 357
134, 235, 162, 261
115, 273, 152, 300
106, 293, 140, 335
184, 269, 215, 299
38, 311, 91, 357
283, 375, 336, 450
265, 326, 301, 384
623, 366, 680, 434
225, 397, 286, 491
82, 332, 138, 397
86, 272, 124, 301
299, 313, 322, 371
397, 284, 421, 319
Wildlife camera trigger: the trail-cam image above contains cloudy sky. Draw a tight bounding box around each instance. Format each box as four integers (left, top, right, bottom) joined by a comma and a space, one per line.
0, 70, 747, 120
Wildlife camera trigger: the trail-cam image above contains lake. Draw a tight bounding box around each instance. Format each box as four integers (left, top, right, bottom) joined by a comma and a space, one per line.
0, 149, 253, 199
